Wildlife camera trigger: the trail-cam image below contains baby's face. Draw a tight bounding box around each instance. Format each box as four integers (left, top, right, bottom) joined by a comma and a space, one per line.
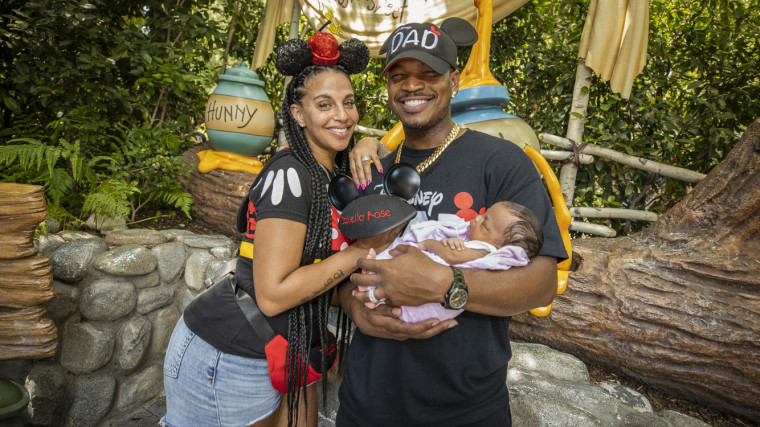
468, 204, 513, 247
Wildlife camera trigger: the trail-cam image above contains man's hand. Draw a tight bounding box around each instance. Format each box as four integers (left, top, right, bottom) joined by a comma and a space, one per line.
351, 244, 451, 307
339, 271, 456, 341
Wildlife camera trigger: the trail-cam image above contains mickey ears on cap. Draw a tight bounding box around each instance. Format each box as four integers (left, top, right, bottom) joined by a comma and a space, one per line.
440, 17, 478, 47
328, 163, 420, 211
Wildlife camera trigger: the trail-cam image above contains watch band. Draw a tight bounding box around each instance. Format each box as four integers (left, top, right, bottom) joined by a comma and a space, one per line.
444, 267, 468, 309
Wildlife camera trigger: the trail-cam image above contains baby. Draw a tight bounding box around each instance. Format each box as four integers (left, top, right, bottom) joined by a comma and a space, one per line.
361, 201, 544, 322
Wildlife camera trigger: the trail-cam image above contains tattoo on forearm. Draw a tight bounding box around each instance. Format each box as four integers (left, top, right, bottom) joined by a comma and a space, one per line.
299, 269, 346, 304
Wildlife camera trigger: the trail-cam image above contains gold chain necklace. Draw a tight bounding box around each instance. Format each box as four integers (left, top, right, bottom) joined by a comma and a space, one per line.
395, 123, 461, 173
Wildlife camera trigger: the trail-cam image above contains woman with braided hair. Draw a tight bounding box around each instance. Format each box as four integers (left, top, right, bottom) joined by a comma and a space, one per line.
162, 33, 398, 427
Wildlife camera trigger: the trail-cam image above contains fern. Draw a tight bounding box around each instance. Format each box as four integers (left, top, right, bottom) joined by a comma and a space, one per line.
157, 189, 194, 219
45, 168, 76, 206
0, 138, 57, 177
82, 179, 139, 220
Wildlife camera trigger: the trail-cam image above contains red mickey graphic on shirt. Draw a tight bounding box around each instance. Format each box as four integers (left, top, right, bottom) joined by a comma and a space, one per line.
454, 192, 485, 221
245, 200, 257, 239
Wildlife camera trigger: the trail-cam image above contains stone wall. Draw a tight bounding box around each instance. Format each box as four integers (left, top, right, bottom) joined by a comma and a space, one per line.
18, 228, 235, 426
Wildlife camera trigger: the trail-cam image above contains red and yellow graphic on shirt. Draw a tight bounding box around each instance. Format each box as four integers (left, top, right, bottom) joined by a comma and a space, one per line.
454, 192, 486, 221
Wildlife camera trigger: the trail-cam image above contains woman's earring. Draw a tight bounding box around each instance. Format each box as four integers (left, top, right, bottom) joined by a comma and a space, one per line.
299, 123, 305, 128
451, 92, 457, 99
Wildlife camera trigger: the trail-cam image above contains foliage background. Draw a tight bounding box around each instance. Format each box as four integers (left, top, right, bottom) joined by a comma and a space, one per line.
2, 0, 759, 235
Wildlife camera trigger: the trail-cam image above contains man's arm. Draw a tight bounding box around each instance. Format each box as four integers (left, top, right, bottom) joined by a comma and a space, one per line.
352, 245, 557, 317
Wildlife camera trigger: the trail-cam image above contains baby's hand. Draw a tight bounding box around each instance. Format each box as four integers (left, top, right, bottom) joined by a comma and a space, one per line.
442, 238, 466, 251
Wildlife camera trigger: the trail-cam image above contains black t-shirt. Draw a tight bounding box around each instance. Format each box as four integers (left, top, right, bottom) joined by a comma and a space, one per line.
337, 130, 568, 425
183, 149, 351, 358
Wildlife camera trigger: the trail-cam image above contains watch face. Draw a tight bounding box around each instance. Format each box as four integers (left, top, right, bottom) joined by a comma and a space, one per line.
448, 289, 468, 309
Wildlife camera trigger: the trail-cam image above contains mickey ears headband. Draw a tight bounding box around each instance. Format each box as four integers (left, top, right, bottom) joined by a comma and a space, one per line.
329, 163, 420, 239
275, 32, 370, 77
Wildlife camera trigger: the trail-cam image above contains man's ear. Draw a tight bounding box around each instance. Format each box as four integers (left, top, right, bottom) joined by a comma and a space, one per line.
449, 69, 461, 96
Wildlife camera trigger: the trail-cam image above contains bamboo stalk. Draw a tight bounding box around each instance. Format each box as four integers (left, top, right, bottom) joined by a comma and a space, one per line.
559, 60, 593, 206
569, 220, 616, 237
540, 133, 707, 183
569, 206, 658, 222
540, 150, 594, 164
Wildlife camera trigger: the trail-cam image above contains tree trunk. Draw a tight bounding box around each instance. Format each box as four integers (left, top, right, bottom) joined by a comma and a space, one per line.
511, 117, 760, 422
179, 146, 256, 237
0, 183, 48, 259
0, 183, 57, 360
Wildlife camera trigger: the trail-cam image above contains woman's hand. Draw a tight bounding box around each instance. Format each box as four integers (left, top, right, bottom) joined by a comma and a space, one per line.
349, 137, 386, 190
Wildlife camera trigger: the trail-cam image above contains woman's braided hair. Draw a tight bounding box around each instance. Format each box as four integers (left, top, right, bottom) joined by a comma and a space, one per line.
275, 33, 369, 426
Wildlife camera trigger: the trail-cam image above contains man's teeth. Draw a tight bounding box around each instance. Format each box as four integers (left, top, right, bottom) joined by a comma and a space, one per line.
404, 99, 427, 107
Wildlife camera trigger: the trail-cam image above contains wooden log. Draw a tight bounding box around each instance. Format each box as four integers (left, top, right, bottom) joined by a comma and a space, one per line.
511, 117, 760, 421
0, 306, 58, 360
0, 183, 47, 259
179, 146, 257, 237
0, 257, 55, 308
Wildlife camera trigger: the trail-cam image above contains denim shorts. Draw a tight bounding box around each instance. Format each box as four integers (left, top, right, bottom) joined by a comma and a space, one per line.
161, 316, 280, 427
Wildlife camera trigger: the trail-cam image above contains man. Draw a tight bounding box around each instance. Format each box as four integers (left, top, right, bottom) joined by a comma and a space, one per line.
336, 18, 568, 426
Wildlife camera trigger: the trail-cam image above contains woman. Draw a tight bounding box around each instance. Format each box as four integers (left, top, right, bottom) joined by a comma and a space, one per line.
162, 33, 396, 427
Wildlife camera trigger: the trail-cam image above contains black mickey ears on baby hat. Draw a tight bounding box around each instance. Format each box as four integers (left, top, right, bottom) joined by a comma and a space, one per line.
328, 163, 420, 239
327, 162, 420, 210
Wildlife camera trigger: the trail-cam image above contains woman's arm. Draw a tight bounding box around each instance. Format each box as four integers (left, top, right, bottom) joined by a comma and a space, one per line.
253, 217, 401, 317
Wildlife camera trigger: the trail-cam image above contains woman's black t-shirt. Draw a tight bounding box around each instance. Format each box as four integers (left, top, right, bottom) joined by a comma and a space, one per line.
183, 149, 351, 358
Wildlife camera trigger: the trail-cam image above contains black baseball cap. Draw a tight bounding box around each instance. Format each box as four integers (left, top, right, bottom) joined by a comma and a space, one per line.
380, 17, 478, 76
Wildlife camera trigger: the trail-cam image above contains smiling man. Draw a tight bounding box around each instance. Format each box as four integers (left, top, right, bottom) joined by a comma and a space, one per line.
336, 18, 568, 426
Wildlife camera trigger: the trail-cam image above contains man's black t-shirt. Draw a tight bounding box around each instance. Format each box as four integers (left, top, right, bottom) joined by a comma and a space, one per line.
337, 130, 568, 426
183, 149, 351, 358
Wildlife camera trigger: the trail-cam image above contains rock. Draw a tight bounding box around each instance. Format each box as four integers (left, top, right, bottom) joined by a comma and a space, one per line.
509, 342, 589, 382
62, 375, 116, 427
79, 279, 136, 321
59, 230, 99, 242
85, 214, 127, 231
136, 286, 174, 315
44, 217, 60, 234
183, 251, 214, 291
45, 280, 80, 321
176, 234, 234, 250
149, 306, 179, 356
211, 245, 234, 259
132, 270, 160, 289
24, 363, 67, 426
659, 410, 711, 426
103, 229, 168, 247
205, 258, 229, 281
117, 316, 152, 371
59, 320, 115, 374
93, 244, 157, 276
152, 241, 187, 283
599, 381, 652, 413
175, 286, 197, 313
35, 233, 65, 257
49, 238, 108, 282
113, 364, 163, 412
159, 229, 196, 240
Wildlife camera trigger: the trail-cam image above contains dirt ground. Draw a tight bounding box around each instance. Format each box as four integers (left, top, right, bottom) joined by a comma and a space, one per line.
124, 208, 754, 427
